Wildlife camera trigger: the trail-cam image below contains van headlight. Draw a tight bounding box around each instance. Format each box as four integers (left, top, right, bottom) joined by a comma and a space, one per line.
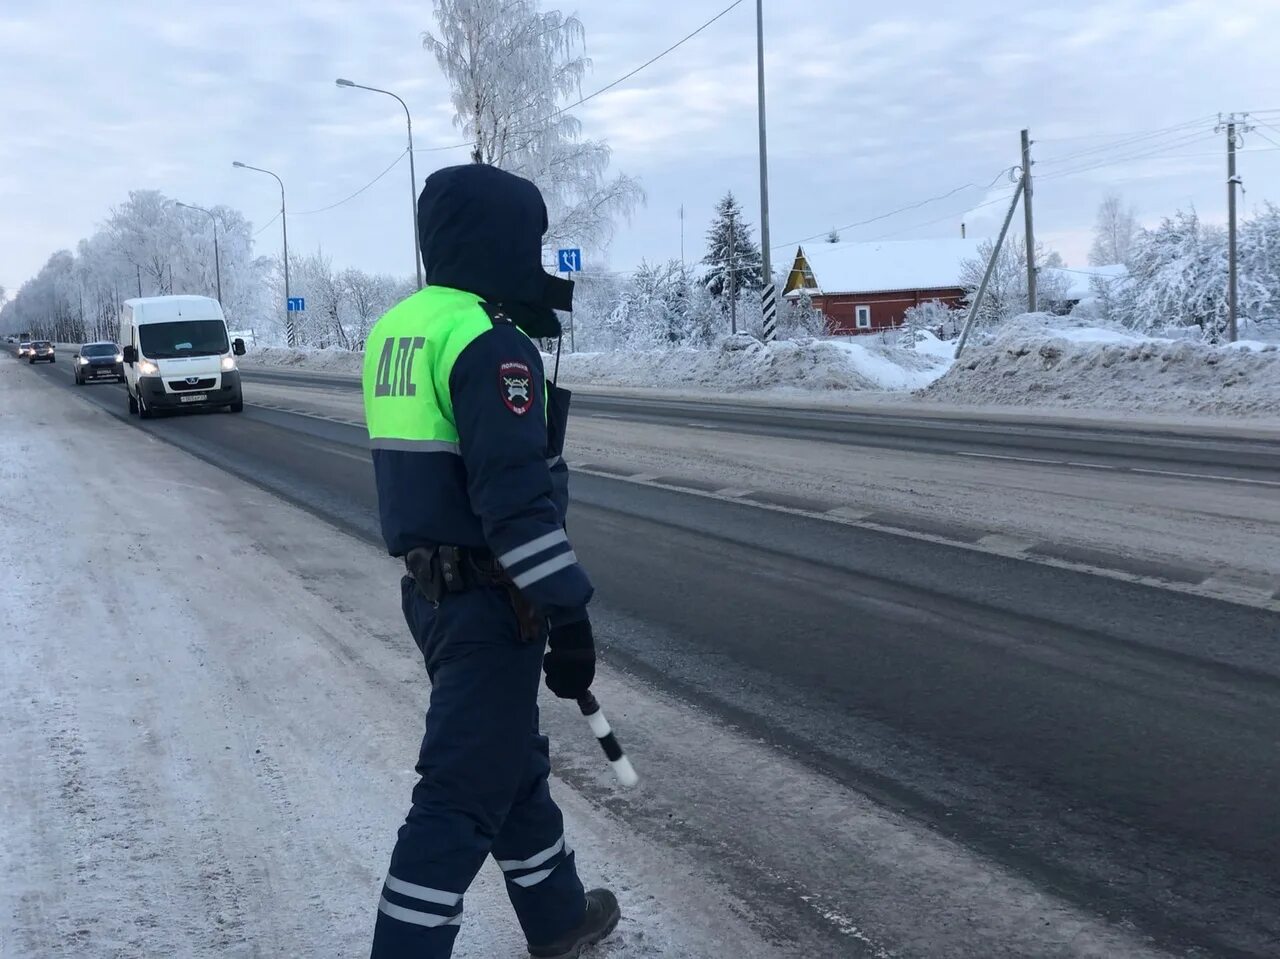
138, 359, 160, 376
221, 356, 237, 372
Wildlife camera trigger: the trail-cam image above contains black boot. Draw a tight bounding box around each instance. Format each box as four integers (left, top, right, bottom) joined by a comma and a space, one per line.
528, 888, 620, 959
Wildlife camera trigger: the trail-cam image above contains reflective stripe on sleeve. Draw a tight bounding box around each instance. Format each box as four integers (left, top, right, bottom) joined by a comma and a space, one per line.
498, 530, 568, 569
510, 551, 579, 589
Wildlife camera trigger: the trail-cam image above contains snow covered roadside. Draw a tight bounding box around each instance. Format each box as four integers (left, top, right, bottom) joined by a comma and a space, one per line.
244, 332, 954, 396
925, 314, 1280, 418
0, 361, 772, 959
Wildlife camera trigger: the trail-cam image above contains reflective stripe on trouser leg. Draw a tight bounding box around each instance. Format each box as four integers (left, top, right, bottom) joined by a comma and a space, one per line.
490, 720, 586, 948
371, 587, 583, 959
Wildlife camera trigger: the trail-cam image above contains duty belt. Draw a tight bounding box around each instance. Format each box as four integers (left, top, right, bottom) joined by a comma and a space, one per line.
404, 545, 545, 641
405, 545, 504, 602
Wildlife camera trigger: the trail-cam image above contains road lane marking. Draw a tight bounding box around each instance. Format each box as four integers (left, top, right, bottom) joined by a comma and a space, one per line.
572, 466, 1279, 614
1130, 467, 1280, 488
954, 451, 1064, 466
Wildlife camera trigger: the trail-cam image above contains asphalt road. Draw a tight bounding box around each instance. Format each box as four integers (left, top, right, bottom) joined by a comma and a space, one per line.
239, 365, 1280, 484
21, 356, 1280, 958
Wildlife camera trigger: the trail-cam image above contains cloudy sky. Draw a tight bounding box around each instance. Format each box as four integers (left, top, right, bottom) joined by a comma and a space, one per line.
2, 0, 1278, 296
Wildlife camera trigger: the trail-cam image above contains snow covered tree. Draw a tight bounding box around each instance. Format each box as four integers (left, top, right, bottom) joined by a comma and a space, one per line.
1119, 210, 1235, 337
424, 0, 643, 252
701, 192, 763, 301
779, 290, 830, 339
1089, 193, 1139, 267
902, 299, 960, 347
1238, 202, 1280, 333
958, 236, 1071, 325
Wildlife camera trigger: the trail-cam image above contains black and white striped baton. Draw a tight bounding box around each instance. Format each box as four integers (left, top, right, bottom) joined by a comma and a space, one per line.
577, 692, 638, 787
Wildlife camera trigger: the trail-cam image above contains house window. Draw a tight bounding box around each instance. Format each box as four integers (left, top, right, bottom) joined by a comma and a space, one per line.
855, 305, 872, 329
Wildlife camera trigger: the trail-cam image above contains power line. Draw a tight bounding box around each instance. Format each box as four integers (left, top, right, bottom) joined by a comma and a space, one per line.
294, 149, 408, 215
869, 190, 1019, 242
253, 210, 282, 236
1248, 128, 1280, 151
414, 0, 748, 156
1038, 130, 1220, 181
776, 167, 1014, 251
1035, 116, 1216, 167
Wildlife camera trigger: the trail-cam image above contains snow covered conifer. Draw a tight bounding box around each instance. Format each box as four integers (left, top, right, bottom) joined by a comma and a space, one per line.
701, 192, 763, 300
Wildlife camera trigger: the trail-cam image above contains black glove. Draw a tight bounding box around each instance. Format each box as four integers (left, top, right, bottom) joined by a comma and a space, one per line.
543, 616, 595, 699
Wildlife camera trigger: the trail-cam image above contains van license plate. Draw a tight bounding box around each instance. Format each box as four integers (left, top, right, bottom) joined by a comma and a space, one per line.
180, 394, 207, 403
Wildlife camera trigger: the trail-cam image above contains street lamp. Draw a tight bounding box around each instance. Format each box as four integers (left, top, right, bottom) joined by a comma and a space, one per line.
336, 77, 423, 289
233, 161, 294, 346
175, 201, 222, 304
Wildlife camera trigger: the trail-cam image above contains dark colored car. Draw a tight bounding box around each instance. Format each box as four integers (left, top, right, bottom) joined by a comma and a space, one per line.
28, 340, 55, 363
74, 341, 125, 384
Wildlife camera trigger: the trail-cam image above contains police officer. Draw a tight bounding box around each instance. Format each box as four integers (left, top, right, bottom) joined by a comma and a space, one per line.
362, 164, 619, 959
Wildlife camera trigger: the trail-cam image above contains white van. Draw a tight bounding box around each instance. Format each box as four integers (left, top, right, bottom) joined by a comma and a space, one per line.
120, 295, 246, 418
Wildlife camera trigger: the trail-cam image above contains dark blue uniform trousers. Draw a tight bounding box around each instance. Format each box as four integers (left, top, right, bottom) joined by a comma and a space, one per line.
371, 578, 586, 957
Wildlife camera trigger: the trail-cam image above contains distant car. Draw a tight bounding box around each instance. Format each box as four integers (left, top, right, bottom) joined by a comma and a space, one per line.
28, 341, 54, 363
74, 341, 125, 384
17, 341, 32, 357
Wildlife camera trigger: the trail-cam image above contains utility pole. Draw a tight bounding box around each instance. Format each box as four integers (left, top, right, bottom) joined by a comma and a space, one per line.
1021, 129, 1037, 314
136, 265, 142, 297
679, 205, 685, 268
728, 207, 738, 335
955, 175, 1026, 359
756, 0, 776, 342
1213, 115, 1254, 343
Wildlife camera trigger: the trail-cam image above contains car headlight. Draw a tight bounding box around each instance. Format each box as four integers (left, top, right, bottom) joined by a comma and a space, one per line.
138, 359, 160, 375
220, 355, 237, 372
77, 356, 87, 364
115, 354, 124, 363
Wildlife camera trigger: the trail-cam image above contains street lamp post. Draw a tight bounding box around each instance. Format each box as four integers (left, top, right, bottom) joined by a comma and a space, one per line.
175, 201, 222, 304
336, 78, 423, 289
233, 161, 294, 346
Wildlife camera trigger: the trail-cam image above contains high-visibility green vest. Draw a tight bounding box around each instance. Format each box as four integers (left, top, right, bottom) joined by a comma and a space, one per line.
363, 285, 510, 452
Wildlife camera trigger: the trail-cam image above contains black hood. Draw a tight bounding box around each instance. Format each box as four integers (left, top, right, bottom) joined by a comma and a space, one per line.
418, 164, 572, 338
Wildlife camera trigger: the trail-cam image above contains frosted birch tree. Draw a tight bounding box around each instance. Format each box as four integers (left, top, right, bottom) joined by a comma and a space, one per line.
423, 0, 643, 251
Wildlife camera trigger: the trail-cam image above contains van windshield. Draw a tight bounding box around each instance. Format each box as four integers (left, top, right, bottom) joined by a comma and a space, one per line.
139, 320, 228, 358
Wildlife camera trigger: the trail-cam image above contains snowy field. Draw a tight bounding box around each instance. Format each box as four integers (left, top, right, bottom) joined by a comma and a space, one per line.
926, 314, 1280, 418
241, 317, 1280, 421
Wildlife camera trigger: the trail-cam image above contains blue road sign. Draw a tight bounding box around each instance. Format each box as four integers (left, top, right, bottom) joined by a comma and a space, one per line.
557, 248, 582, 273
287, 296, 305, 312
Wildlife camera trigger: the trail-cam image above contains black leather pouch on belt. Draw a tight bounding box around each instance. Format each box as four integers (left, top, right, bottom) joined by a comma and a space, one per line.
406, 546, 545, 641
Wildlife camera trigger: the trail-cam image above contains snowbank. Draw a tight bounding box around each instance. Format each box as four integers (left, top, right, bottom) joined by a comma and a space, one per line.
246, 344, 365, 375
924, 314, 1280, 418
547, 335, 951, 394
244, 334, 954, 396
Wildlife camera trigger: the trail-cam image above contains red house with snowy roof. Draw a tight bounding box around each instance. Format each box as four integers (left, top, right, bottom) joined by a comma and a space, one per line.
782, 239, 982, 335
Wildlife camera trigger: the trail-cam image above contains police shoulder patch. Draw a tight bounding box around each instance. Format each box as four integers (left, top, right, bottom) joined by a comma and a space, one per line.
499, 360, 535, 415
